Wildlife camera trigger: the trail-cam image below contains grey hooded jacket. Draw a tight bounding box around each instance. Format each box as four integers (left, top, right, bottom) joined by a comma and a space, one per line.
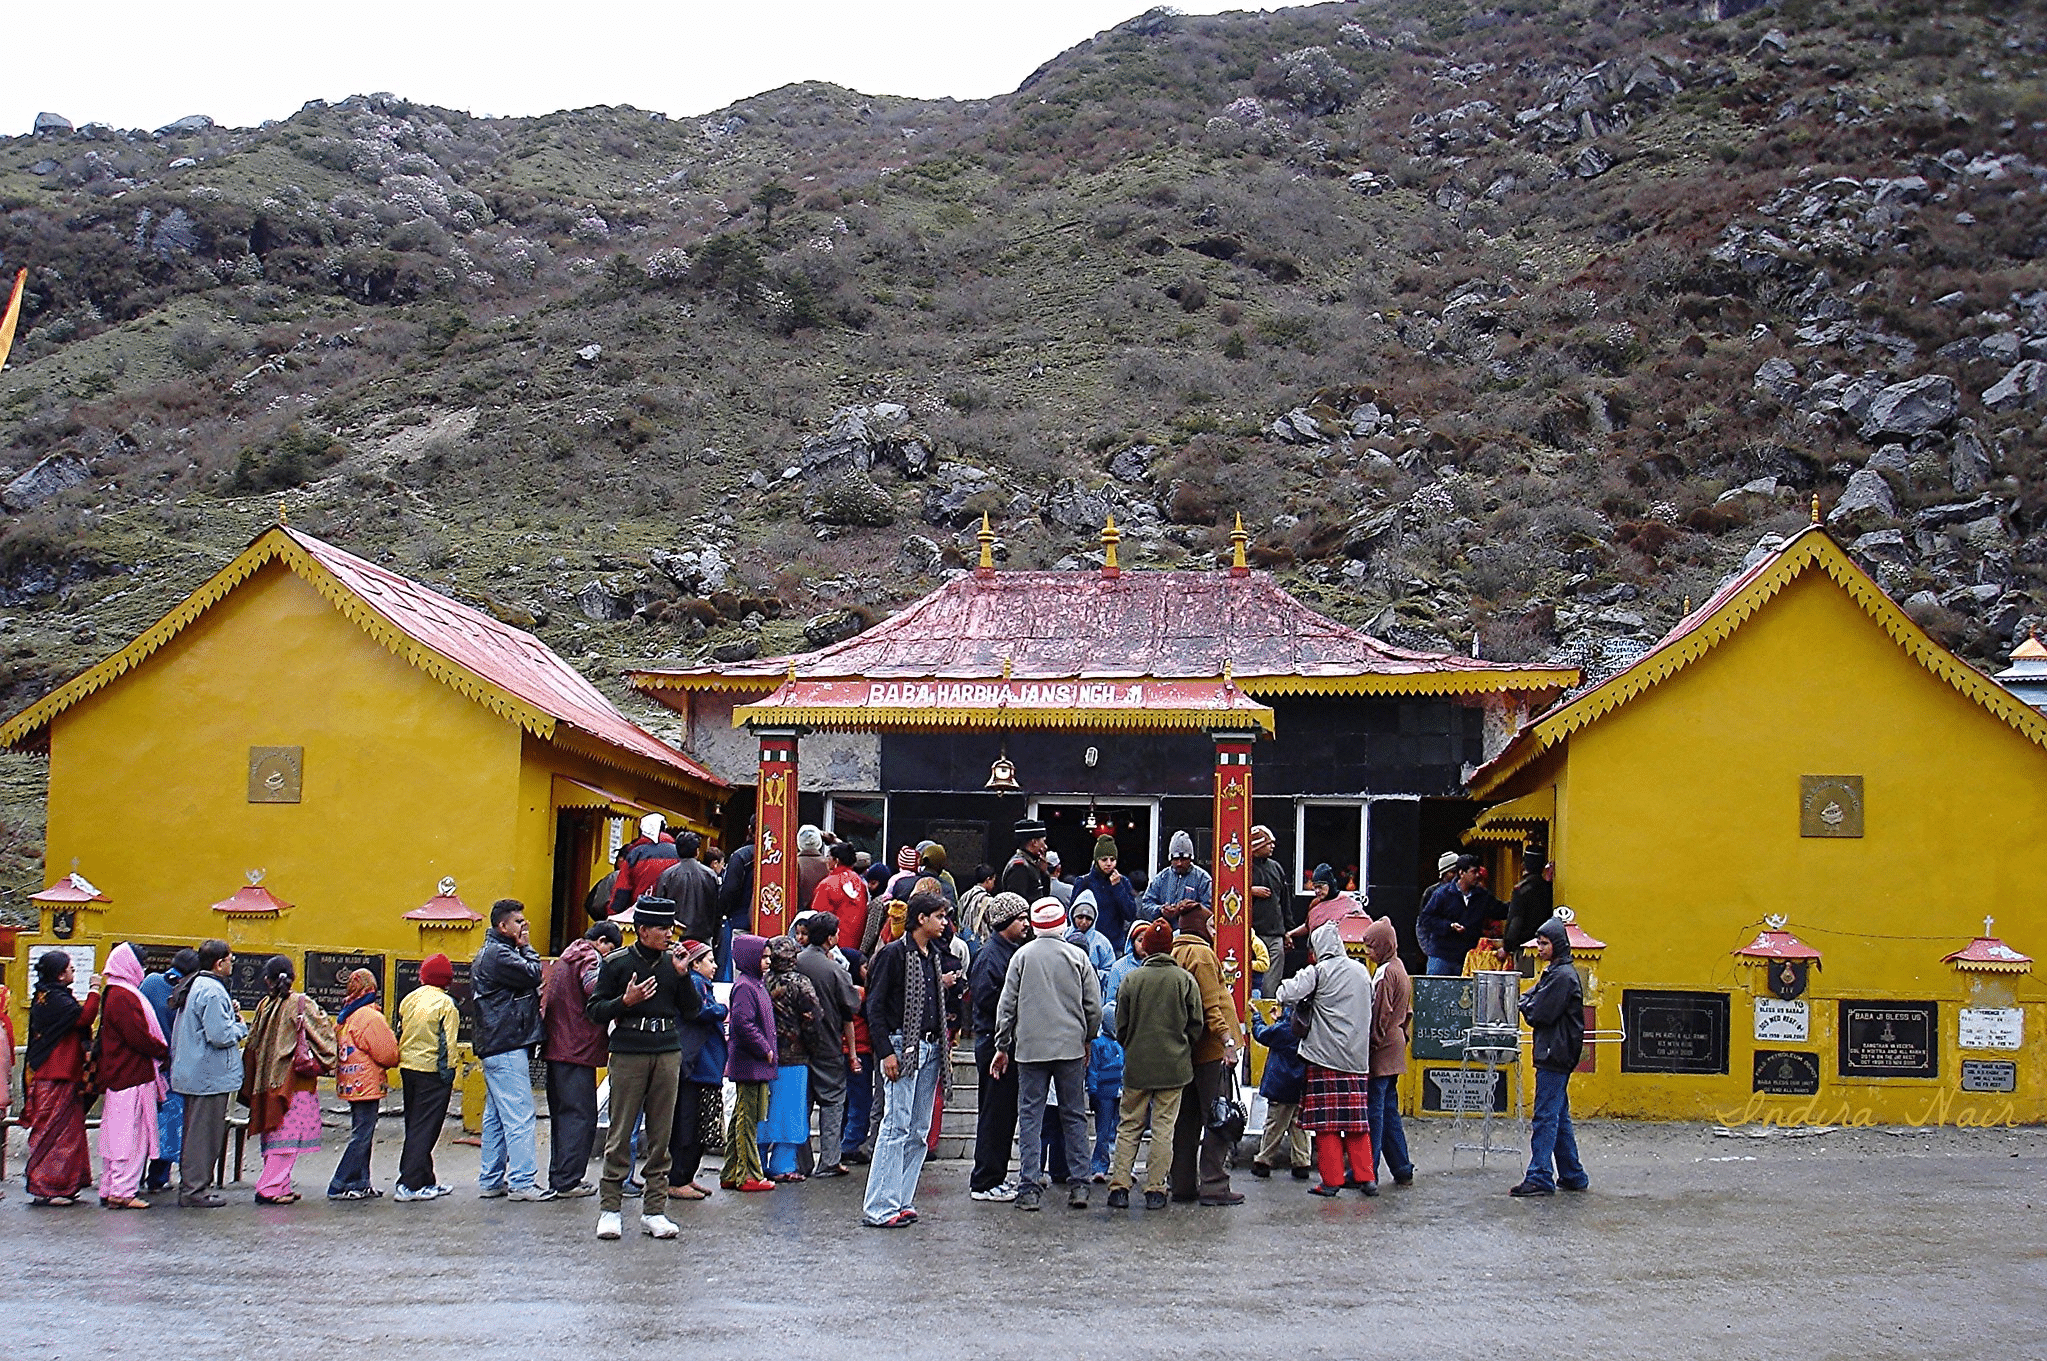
1276, 922, 1375, 1075
994, 932, 1104, 1063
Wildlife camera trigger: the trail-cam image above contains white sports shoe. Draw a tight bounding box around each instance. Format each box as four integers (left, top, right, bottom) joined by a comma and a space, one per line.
971, 1181, 1020, 1202
596, 1211, 623, 1240
641, 1213, 680, 1239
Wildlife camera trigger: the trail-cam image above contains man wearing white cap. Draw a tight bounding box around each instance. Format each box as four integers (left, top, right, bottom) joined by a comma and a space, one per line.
991, 897, 1104, 1211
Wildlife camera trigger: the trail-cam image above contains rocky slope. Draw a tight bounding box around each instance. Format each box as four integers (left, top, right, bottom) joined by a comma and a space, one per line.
0, 0, 2044, 903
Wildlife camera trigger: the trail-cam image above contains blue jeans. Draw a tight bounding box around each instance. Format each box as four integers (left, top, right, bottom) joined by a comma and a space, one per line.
861, 1038, 941, 1223
479, 1049, 539, 1191
1089, 1081, 1121, 1177
842, 1055, 874, 1153
328, 1099, 380, 1193
1525, 1068, 1588, 1191
1426, 956, 1463, 976
1368, 1075, 1413, 1181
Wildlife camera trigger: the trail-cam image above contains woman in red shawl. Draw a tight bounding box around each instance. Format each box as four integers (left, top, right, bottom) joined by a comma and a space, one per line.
24, 950, 99, 1206
97, 942, 169, 1208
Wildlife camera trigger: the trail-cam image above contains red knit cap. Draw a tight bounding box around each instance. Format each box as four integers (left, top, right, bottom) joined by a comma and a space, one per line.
1140, 919, 1175, 957
896, 845, 920, 872
419, 953, 454, 988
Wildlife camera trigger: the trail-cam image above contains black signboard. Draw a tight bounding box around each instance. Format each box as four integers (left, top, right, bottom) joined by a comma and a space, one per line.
394, 958, 474, 1046
133, 943, 188, 978
302, 951, 386, 1014
1753, 1050, 1822, 1095
228, 951, 284, 1011
1961, 1059, 2017, 1094
1839, 1000, 1938, 1079
1420, 1067, 1509, 1114
1621, 990, 1730, 1075
1410, 975, 1477, 1062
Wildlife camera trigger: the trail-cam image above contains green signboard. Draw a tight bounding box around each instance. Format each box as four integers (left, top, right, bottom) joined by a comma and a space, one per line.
1411, 975, 1478, 1061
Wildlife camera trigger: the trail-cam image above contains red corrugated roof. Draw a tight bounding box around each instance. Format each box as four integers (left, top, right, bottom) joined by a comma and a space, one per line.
633, 570, 1575, 692
283, 530, 722, 787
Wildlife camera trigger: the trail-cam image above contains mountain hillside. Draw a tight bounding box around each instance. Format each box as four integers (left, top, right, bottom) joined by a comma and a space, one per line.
1, 0, 2044, 908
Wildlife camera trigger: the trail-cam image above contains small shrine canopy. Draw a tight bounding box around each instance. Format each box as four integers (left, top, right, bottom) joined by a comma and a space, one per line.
213, 881, 292, 917
1945, 918, 2032, 973
405, 879, 482, 925
1735, 927, 1823, 961
31, 872, 110, 906
631, 550, 1578, 719
1994, 632, 2047, 712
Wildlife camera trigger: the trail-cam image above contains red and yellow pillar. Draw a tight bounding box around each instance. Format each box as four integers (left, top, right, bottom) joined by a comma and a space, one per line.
751, 727, 802, 937
1211, 729, 1257, 1019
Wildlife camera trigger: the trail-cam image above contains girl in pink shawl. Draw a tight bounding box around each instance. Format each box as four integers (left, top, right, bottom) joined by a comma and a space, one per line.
96, 943, 169, 1208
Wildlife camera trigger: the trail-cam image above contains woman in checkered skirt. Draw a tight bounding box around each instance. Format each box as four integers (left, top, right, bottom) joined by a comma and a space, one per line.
1277, 922, 1379, 1197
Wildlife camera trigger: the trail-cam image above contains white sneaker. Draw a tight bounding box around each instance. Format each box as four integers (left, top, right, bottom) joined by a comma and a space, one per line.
596, 1211, 622, 1240
507, 1185, 558, 1202
641, 1213, 679, 1239
971, 1181, 1020, 1202
428, 1184, 454, 1199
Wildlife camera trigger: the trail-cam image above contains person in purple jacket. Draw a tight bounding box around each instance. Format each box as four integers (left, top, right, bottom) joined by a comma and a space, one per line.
721, 933, 778, 1192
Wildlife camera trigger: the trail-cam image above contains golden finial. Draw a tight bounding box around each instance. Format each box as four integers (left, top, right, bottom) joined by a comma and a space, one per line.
976, 512, 996, 575
1223, 657, 1234, 686
1002, 655, 1013, 680
1810, 494, 1821, 525
278, 497, 289, 527
1683, 595, 1692, 614
785, 657, 798, 685
1229, 513, 1249, 577
1101, 514, 1122, 577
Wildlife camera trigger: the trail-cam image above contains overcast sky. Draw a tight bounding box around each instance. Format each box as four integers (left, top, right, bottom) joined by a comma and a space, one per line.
7, 1, 1282, 135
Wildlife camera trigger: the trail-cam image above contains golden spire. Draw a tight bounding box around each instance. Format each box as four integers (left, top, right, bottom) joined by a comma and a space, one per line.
976, 512, 996, 575
1810, 494, 1821, 525
1101, 514, 1121, 578
278, 497, 289, 527
1229, 513, 1250, 577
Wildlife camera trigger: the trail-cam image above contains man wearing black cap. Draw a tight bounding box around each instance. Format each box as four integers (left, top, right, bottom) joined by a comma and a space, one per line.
1002, 818, 1052, 902
586, 896, 702, 1240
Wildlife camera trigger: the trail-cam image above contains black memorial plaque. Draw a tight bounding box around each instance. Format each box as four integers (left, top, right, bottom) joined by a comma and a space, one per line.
394, 958, 474, 1045
1420, 1067, 1509, 1114
1961, 1059, 2016, 1094
1752, 1049, 1822, 1095
134, 943, 187, 978
1621, 990, 1730, 1075
1410, 975, 1477, 1062
302, 951, 385, 1014
1838, 1001, 1938, 1079
228, 951, 283, 1010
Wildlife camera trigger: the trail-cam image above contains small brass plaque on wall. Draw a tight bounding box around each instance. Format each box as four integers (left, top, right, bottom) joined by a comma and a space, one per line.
1800, 774, 1862, 838
249, 746, 304, 803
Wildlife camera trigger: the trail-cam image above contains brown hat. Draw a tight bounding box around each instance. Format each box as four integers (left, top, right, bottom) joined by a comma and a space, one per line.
1140, 919, 1176, 957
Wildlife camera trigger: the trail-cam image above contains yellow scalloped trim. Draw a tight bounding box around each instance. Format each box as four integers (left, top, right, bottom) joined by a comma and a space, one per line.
639, 667, 1577, 700
1471, 529, 2047, 796
730, 703, 1276, 734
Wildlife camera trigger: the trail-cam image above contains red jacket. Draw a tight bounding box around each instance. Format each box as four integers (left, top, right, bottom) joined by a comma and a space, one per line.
541, 939, 610, 1067
98, 987, 166, 1092
607, 835, 680, 916
809, 866, 869, 921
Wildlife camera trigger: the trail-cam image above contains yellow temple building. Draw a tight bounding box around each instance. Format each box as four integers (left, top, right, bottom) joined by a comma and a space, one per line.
1461, 523, 2047, 1125
0, 525, 725, 1020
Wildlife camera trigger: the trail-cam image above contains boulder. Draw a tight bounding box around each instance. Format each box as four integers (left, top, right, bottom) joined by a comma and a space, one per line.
1949, 424, 1991, 494
1864, 445, 1912, 478
574, 344, 603, 365
1269, 407, 1330, 444
1752, 357, 1801, 402
2, 454, 89, 511
1848, 528, 1912, 567
32, 112, 71, 136
1982, 359, 2047, 413
575, 582, 631, 622
29, 159, 57, 176
157, 114, 214, 135
1107, 444, 1155, 483
708, 638, 760, 664
648, 546, 729, 593
1825, 469, 1895, 527
802, 610, 865, 648
923, 463, 1000, 527
898, 533, 946, 577
1044, 479, 1112, 533
1858, 375, 1958, 439
805, 473, 895, 526
1912, 496, 2005, 531
1574, 144, 1613, 178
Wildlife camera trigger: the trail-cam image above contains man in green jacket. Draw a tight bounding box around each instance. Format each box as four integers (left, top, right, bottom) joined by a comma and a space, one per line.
1105, 919, 1204, 1211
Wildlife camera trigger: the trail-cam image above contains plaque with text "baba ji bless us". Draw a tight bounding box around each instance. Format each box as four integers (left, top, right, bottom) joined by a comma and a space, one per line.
1838, 1001, 1938, 1079
1799, 775, 1862, 838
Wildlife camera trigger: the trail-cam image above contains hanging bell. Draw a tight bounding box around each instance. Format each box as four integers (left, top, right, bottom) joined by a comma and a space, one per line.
986, 742, 1021, 791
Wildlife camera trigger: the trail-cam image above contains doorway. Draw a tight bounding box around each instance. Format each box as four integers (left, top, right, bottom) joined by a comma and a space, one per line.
1032, 799, 1157, 887
549, 808, 606, 955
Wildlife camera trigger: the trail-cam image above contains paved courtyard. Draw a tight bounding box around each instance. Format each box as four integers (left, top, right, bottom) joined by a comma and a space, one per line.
3, 1116, 2043, 1359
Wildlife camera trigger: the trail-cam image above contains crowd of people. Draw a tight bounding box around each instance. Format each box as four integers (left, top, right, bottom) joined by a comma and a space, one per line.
6, 813, 1591, 1228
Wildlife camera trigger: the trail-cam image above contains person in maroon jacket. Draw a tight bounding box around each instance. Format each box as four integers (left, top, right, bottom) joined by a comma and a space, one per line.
24, 950, 100, 1206
97, 943, 171, 1209
541, 920, 622, 1197
721, 933, 778, 1192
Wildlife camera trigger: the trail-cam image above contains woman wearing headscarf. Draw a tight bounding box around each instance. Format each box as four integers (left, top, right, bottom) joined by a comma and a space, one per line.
667, 938, 727, 1201
97, 943, 170, 1209
721, 933, 777, 1192
760, 934, 820, 1181
239, 955, 337, 1204
328, 969, 400, 1200
1277, 922, 1379, 1197
24, 950, 99, 1206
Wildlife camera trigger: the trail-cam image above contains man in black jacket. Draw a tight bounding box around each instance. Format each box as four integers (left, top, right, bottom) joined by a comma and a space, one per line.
1001, 818, 1051, 902
1510, 915, 1588, 1197
586, 897, 702, 1239
471, 899, 551, 1201
795, 912, 862, 1177
966, 892, 1031, 1201
653, 831, 721, 944
860, 892, 962, 1227
1248, 825, 1293, 996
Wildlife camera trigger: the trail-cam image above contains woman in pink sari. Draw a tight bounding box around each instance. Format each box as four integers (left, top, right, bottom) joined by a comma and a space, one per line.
239, 955, 336, 1204
97, 943, 170, 1209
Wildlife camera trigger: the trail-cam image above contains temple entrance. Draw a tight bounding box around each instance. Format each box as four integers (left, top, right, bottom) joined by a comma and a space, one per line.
1033, 800, 1156, 887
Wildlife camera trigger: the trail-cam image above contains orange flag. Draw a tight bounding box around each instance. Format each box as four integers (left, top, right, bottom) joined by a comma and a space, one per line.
0, 268, 24, 372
